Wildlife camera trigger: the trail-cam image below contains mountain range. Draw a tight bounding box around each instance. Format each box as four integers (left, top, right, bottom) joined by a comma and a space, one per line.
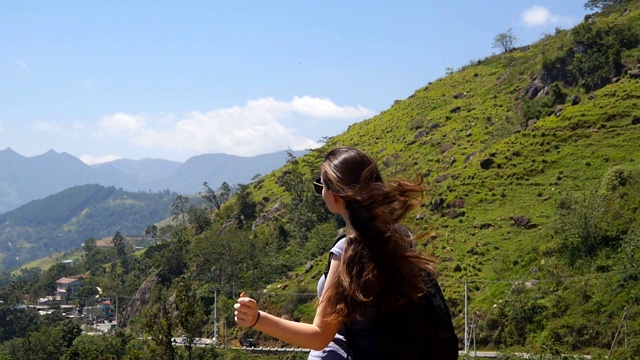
0, 148, 307, 214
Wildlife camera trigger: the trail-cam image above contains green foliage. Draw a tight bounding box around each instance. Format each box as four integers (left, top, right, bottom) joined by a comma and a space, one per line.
521, 83, 568, 122
140, 288, 178, 360
577, 15, 637, 91
153, 227, 189, 285
538, 9, 640, 93
187, 206, 213, 235
0, 304, 40, 342
172, 195, 190, 225
174, 276, 207, 358
609, 338, 640, 359
278, 150, 334, 243
619, 222, 640, 277
299, 222, 342, 261
234, 184, 257, 226
554, 166, 640, 267
584, 0, 633, 11
0, 315, 81, 360
62, 331, 136, 360
480, 283, 547, 347
201, 181, 231, 211
599, 164, 639, 194
0, 185, 176, 271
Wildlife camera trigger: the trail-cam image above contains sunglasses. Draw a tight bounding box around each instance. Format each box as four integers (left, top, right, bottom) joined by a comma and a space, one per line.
312, 177, 323, 195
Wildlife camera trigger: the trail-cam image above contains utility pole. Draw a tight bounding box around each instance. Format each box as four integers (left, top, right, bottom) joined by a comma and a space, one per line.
115, 295, 118, 328
464, 281, 469, 354
213, 287, 218, 344
608, 306, 628, 357
472, 311, 477, 357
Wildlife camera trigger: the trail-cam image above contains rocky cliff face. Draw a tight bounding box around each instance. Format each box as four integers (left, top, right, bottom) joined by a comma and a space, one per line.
119, 273, 159, 328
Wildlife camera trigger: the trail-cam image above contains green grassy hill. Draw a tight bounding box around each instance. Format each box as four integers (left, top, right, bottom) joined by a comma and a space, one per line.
231, 4, 640, 356
0, 184, 177, 271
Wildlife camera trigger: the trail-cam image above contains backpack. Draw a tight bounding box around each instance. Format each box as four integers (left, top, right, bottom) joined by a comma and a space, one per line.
324, 233, 459, 360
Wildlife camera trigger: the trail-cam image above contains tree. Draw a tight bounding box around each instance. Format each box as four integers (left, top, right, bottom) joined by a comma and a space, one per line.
141, 295, 177, 360
554, 167, 639, 267
145, 224, 158, 245
171, 195, 190, 225
83, 238, 97, 255
174, 276, 206, 360
63, 335, 112, 360
154, 228, 189, 284
187, 206, 212, 235
492, 28, 517, 53
234, 184, 256, 226
584, 0, 629, 11
112, 231, 125, 255
279, 150, 333, 243
0, 304, 39, 342
111, 231, 128, 272
201, 182, 231, 211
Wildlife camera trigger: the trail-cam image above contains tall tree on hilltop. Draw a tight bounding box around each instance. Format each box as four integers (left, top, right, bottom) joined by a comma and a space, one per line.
145, 224, 158, 246
201, 181, 231, 211
492, 28, 517, 53
584, 0, 631, 11
112, 231, 129, 273
171, 195, 189, 225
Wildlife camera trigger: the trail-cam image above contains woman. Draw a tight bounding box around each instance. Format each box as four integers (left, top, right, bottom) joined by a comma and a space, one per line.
234, 147, 444, 359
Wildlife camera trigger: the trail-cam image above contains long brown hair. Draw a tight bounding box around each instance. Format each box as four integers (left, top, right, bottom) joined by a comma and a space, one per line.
319, 147, 437, 323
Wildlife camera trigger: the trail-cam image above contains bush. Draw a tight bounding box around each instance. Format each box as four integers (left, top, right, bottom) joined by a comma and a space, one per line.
600, 165, 638, 194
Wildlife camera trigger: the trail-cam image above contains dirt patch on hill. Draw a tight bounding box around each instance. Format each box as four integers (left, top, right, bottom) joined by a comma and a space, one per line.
95, 236, 143, 247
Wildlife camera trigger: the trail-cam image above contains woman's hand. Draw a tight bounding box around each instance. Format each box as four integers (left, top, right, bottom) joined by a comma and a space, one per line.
234, 292, 260, 328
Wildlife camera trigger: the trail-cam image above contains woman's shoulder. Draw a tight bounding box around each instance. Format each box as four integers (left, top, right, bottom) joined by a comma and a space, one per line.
330, 236, 347, 257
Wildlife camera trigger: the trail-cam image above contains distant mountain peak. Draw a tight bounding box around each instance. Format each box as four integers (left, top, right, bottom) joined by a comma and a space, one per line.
0, 147, 24, 157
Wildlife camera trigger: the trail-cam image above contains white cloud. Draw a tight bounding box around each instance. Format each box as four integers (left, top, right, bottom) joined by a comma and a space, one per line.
522, 6, 572, 27
246, 96, 375, 119
17, 60, 27, 71
99, 113, 147, 135
97, 96, 374, 157
80, 154, 122, 165
32, 121, 62, 132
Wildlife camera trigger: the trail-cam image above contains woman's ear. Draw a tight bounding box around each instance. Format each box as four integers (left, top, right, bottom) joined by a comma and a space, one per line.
332, 194, 344, 208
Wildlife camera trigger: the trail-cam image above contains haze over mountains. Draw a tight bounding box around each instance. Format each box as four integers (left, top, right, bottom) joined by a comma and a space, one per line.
0, 147, 306, 214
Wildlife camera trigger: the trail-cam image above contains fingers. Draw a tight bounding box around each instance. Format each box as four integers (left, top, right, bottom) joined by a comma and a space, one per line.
234, 291, 258, 327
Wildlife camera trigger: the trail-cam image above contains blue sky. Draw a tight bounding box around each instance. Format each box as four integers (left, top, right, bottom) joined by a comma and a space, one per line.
0, 1, 592, 164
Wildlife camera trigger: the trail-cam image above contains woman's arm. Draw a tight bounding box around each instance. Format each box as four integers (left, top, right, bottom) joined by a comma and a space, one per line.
234, 257, 342, 350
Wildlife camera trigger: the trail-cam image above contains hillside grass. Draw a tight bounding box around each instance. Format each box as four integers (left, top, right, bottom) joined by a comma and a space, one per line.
237, 7, 640, 356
